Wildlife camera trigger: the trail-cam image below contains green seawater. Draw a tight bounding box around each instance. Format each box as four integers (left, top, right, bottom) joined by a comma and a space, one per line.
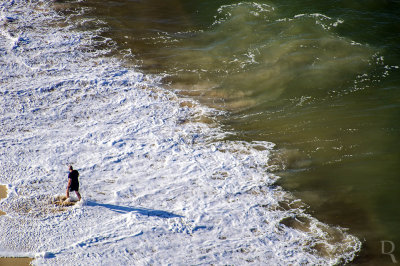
73, 0, 400, 264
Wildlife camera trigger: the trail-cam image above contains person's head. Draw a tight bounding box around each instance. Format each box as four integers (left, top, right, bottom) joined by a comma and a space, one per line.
69, 165, 73, 172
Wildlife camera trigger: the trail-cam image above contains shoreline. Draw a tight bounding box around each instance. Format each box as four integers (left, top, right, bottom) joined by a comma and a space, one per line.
0, 0, 362, 264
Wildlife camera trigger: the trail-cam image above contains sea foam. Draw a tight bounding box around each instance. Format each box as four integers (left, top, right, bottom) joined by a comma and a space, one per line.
0, 1, 360, 265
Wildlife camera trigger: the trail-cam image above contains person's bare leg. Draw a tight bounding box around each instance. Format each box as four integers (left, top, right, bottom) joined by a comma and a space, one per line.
75, 191, 82, 201
66, 189, 70, 199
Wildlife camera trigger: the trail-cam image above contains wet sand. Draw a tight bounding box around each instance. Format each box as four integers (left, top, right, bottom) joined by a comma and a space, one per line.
0, 185, 34, 265
0, 185, 6, 216
0, 257, 33, 266
0, 185, 7, 200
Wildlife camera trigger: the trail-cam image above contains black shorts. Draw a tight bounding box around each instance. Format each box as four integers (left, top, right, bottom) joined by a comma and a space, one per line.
69, 184, 79, 192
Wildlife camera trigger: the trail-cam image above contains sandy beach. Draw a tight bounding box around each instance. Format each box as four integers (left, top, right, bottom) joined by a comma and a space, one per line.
0, 257, 33, 266
0, 185, 6, 216
0, 185, 7, 201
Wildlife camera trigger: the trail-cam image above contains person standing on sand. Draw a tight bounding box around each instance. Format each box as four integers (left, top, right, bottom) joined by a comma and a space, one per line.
67, 165, 81, 201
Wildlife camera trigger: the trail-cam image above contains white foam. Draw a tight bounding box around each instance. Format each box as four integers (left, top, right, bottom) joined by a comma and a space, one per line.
292, 13, 343, 30
213, 2, 275, 25
0, 1, 361, 265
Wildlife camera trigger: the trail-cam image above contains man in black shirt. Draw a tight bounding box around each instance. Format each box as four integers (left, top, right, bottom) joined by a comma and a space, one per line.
66, 165, 82, 201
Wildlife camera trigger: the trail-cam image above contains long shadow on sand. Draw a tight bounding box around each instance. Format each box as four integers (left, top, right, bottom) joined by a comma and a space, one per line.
86, 201, 183, 218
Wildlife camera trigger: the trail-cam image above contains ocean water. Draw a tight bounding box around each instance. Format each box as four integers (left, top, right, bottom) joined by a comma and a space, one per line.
76, 0, 400, 264
0, 0, 399, 265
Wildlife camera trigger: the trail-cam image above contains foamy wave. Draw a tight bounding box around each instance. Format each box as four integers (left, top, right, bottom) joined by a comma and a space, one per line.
0, 1, 360, 265
213, 2, 275, 26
